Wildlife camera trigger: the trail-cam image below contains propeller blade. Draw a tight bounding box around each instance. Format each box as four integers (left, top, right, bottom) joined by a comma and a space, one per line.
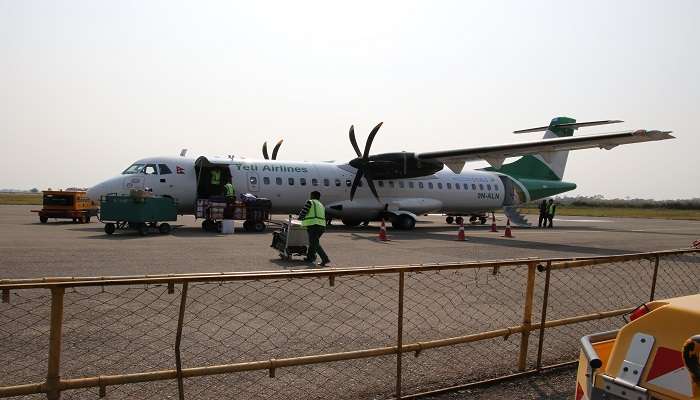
349, 169, 364, 200
365, 174, 380, 201
363, 122, 383, 159
271, 139, 283, 160
349, 125, 362, 157
262, 142, 269, 160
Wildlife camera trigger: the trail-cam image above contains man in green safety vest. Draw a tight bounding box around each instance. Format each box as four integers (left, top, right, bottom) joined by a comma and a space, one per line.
298, 191, 331, 267
546, 199, 556, 228
224, 178, 236, 204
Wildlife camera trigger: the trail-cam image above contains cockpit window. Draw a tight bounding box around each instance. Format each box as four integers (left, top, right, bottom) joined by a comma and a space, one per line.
158, 164, 172, 175
143, 164, 158, 175
122, 164, 145, 174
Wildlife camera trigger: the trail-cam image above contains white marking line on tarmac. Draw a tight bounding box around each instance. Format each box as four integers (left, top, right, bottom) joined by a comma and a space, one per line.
553, 218, 612, 223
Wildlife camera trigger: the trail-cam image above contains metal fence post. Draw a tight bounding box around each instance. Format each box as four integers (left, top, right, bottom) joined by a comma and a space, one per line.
175, 283, 189, 400
650, 255, 660, 301
517, 262, 537, 371
46, 287, 65, 400
535, 262, 551, 370
396, 272, 405, 399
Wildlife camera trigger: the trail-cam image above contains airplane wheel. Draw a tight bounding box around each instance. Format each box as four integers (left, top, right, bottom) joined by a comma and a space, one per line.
446, 216, 454, 224
392, 215, 416, 230
341, 218, 362, 227
40, 216, 48, 223
455, 216, 464, 225
104, 223, 115, 235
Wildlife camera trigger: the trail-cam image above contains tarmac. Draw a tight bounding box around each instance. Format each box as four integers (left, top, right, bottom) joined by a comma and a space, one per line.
1, 205, 698, 279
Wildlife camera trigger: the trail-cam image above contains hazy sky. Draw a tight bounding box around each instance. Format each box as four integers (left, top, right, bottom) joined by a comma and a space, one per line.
1, 1, 698, 199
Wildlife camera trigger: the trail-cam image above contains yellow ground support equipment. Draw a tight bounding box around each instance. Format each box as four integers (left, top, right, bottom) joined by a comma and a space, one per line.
31, 190, 98, 224
576, 294, 700, 400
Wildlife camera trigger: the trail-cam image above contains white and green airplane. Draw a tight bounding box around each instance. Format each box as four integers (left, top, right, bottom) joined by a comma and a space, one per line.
87, 117, 673, 230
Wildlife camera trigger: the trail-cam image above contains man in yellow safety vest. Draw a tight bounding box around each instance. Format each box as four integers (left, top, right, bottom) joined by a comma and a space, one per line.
298, 191, 331, 267
547, 199, 556, 228
224, 178, 236, 204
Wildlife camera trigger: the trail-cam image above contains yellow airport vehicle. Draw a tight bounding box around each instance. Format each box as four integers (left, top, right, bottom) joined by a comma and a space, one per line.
31, 190, 98, 224
575, 294, 700, 400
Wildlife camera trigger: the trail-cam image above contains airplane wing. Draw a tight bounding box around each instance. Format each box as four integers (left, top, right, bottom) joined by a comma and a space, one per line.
416, 129, 675, 172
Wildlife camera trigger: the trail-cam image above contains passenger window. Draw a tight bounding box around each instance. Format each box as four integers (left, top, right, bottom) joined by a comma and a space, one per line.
479, 184, 484, 190
144, 164, 158, 175
276, 177, 283, 185
408, 182, 414, 189
399, 181, 405, 189
324, 178, 330, 187
263, 177, 270, 185
428, 182, 434, 189
487, 184, 491, 191
419, 182, 424, 189
464, 184, 469, 191
447, 183, 452, 189
158, 164, 172, 175
378, 181, 384, 187
346, 179, 352, 187
472, 184, 477, 190
389, 181, 395, 188
300, 178, 307, 186
250, 176, 257, 185
289, 178, 295, 185
312, 178, 318, 186
335, 179, 341, 187
437, 182, 443, 189
455, 183, 460, 190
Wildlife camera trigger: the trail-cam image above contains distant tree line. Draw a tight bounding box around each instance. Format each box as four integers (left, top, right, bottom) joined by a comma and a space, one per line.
527, 195, 700, 210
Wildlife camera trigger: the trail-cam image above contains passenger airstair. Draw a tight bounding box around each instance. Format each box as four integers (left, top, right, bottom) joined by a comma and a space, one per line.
503, 206, 531, 227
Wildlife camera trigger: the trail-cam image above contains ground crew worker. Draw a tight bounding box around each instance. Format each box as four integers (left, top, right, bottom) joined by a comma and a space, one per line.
298, 191, 331, 267
547, 199, 556, 228
224, 178, 236, 204
538, 199, 547, 228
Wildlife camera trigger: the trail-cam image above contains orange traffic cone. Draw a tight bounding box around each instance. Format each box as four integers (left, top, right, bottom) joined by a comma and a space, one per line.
503, 218, 514, 238
378, 219, 389, 241
490, 212, 498, 232
456, 219, 466, 241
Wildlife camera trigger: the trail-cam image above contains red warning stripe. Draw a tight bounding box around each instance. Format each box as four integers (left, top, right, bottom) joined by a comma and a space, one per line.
647, 347, 684, 381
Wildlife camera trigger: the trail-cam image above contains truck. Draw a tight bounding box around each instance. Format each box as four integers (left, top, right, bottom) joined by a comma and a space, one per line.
31, 190, 98, 224
575, 294, 700, 400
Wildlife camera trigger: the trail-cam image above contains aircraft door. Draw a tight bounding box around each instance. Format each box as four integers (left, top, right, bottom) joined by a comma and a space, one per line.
247, 173, 259, 193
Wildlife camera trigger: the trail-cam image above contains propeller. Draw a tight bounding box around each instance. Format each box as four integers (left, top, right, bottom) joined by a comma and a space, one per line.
348, 122, 384, 201
262, 139, 284, 160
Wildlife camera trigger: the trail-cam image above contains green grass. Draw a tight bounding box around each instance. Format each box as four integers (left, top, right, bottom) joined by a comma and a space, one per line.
519, 206, 700, 221
0, 193, 43, 205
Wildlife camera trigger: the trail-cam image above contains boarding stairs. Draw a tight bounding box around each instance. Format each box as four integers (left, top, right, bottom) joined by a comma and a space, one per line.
503, 206, 531, 227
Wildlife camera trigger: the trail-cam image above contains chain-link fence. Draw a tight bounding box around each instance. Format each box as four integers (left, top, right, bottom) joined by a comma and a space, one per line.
0, 249, 698, 399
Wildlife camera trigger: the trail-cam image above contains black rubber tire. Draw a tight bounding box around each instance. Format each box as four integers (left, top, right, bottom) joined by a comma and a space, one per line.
479, 217, 487, 225
104, 223, 115, 235
392, 215, 416, 230
138, 223, 148, 236
243, 221, 252, 232
72, 218, 78, 223
446, 216, 454, 224
159, 223, 171, 234
216, 221, 222, 233
469, 216, 477, 223
253, 222, 266, 232
455, 216, 464, 225
40, 216, 48, 223
85, 216, 91, 223
341, 218, 362, 227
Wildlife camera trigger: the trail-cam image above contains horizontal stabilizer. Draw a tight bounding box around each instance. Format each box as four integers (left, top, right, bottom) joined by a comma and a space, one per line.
514, 119, 623, 134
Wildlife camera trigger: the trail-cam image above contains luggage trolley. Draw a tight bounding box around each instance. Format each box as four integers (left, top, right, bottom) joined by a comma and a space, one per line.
271, 216, 309, 260
99, 194, 178, 236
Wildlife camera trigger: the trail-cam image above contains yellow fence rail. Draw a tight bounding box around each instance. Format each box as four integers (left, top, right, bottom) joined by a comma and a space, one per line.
0, 248, 698, 399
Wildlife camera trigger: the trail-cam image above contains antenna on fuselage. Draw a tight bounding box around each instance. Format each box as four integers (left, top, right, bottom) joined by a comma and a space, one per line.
180, 149, 188, 157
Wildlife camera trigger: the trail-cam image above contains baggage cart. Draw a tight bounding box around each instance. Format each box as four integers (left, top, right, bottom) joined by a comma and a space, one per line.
99, 194, 177, 236
270, 216, 308, 260
197, 196, 271, 233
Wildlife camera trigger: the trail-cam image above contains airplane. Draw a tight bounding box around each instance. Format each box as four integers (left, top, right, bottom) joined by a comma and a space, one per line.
86, 117, 674, 230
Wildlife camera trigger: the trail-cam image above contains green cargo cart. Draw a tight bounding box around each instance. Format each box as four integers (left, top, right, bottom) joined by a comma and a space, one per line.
100, 195, 178, 236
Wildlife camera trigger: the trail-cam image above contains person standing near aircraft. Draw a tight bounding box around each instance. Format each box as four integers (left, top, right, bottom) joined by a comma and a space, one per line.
210, 168, 222, 196
538, 199, 548, 228
224, 178, 236, 204
547, 199, 556, 228
298, 191, 331, 267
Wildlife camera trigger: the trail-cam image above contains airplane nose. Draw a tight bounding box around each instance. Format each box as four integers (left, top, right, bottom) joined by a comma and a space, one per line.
87, 177, 122, 202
